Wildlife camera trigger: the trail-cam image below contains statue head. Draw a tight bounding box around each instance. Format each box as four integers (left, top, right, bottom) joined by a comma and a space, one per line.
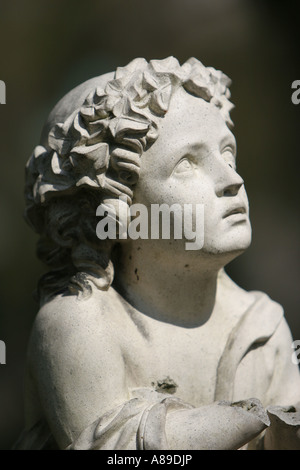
25, 56, 250, 303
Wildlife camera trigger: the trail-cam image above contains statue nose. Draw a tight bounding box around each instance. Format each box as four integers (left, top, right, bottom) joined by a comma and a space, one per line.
215, 163, 244, 197
222, 180, 244, 197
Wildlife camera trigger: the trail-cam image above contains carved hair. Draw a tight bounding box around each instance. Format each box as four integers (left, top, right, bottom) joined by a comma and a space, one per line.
25, 56, 234, 303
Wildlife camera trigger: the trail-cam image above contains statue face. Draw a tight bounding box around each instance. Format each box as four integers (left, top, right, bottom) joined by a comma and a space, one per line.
133, 87, 251, 260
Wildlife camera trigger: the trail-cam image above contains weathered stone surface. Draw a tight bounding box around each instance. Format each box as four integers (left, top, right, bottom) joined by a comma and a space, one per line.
16, 57, 300, 450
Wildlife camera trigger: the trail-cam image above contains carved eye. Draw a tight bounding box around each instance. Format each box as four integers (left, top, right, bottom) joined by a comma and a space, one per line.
173, 158, 194, 175
222, 147, 236, 169
119, 170, 139, 184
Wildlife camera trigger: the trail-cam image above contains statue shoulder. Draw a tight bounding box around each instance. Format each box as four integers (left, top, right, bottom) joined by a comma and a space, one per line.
27, 287, 128, 374
218, 269, 284, 324
25, 288, 131, 448
218, 269, 260, 313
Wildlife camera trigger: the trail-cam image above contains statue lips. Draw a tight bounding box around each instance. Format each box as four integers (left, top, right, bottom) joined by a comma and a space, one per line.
222, 204, 247, 221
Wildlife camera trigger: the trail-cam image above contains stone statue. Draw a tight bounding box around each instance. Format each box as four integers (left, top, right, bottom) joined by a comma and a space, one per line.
16, 57, 300, 450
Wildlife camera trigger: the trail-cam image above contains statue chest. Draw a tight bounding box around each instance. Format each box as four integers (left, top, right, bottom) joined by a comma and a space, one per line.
122, 322, 227, 406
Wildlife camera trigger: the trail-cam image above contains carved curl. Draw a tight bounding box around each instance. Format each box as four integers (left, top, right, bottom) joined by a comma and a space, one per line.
24, 56, 234, 302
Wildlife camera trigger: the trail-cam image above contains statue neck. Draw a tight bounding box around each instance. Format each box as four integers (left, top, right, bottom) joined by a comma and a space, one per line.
113, 241, 222, 327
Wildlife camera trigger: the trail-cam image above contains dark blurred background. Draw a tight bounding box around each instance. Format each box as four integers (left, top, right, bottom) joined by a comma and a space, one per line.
0, 0, 299, 449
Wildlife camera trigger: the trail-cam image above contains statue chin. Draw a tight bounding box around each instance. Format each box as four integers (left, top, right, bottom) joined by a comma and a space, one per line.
201, 224, 252, 263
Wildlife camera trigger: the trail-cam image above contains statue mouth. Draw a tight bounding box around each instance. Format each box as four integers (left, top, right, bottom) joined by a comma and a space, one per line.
223, 205, 246, 219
